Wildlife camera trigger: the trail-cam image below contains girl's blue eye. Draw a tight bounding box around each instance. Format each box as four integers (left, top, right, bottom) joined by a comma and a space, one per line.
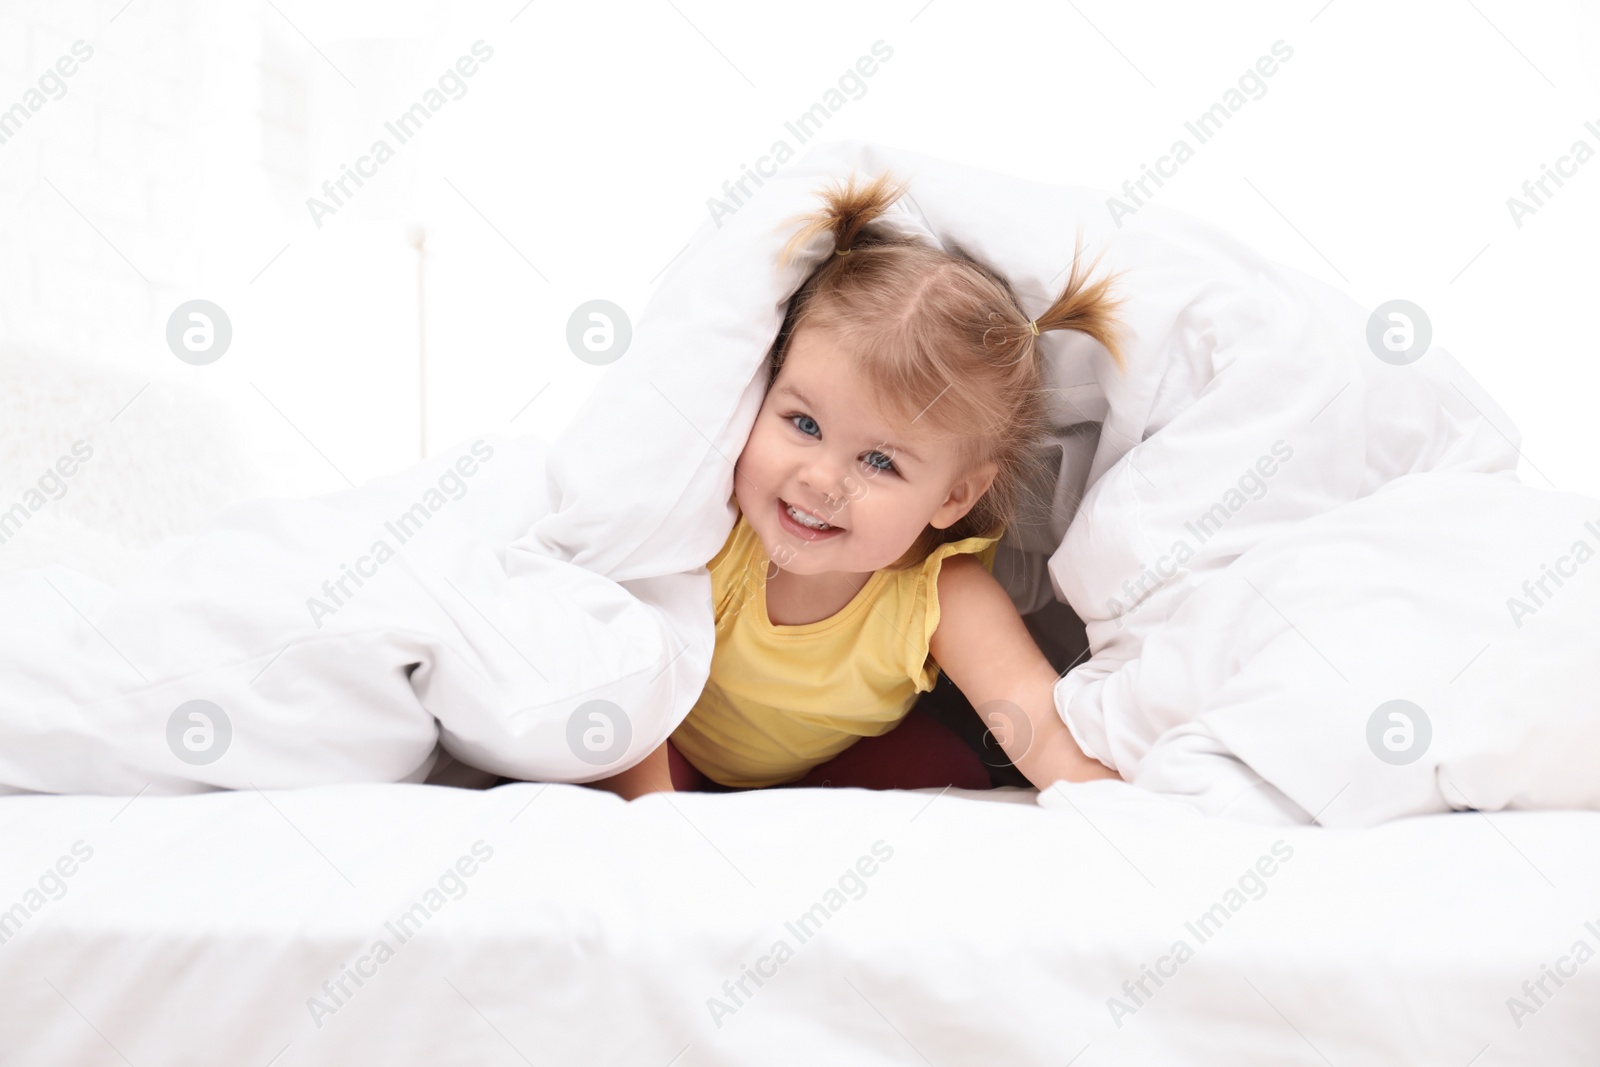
785, 414, 899, 475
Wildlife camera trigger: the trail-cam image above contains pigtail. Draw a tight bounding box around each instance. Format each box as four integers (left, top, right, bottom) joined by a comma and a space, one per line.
778, 169, 912, 267
1034, 231, 1130, 371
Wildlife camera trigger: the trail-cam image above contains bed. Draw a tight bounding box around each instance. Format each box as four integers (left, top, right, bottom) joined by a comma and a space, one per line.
3, 779, 1597, 1064
4, 138, 1598, 1062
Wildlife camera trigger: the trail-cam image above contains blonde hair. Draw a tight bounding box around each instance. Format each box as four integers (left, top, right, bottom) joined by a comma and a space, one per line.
770, 170, 1129, 570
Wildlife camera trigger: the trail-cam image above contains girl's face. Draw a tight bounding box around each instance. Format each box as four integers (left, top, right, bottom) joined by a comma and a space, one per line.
733, 325, 997, 577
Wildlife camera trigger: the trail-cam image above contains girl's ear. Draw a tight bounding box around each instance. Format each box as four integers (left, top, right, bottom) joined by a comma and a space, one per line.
931, 461, 999, 530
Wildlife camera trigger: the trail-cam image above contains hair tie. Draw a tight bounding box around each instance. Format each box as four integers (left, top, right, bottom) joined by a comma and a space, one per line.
835, 247, 852, 257
1027, 319, 1039, 336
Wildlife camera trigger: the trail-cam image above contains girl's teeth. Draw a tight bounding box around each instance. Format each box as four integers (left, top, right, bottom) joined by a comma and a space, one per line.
787, 504, 831, 530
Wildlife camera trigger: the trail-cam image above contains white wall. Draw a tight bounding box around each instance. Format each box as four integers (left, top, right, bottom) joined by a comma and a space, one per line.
2, 0, 1597, 499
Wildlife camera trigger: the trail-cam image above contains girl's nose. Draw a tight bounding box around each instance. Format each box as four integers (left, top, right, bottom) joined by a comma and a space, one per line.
798, 463, 846, 509
799, 462, 856, 513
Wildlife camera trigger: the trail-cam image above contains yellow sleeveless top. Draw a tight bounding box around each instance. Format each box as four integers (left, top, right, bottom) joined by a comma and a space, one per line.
670, 511, 1002, 788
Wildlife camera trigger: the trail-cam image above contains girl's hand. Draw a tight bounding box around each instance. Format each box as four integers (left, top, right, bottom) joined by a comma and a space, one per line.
1002, 681, 1124, 788
590, 741, 676, 800
929, 556, 1123, 791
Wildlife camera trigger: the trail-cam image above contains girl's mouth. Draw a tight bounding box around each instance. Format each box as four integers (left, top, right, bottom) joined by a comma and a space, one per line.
777, 498, 844, 541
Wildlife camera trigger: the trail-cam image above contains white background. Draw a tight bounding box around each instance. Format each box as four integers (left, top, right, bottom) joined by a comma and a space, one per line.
2, 0, 1597, 501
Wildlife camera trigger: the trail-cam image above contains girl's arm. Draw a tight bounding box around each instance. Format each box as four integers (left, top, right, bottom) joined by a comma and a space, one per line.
929, 555, 1123, 789
590, 740, 675, 800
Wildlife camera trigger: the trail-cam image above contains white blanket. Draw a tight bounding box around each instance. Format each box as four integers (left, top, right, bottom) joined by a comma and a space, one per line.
3, 139, 1595, 825
1122, 472, 1600, 826
0, 433, 712, 793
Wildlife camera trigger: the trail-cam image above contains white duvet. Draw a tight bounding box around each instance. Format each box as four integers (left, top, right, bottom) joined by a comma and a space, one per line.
1, 139, 1595, 826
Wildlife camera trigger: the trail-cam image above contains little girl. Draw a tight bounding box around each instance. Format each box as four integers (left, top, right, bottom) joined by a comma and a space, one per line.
599, 170, 1129, 798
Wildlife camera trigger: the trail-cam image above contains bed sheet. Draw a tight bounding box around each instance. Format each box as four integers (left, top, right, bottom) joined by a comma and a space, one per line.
1, 781, 1596, 1065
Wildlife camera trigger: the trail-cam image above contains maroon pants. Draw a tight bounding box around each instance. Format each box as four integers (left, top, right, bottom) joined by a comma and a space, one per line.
666, 705, 993, 792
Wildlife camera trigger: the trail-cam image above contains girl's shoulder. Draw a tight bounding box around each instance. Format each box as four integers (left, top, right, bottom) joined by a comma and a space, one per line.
894, 530, 1004, 692
914, 531, 1003, 585
707, 513, 752, 571
706, 512, 767, 617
